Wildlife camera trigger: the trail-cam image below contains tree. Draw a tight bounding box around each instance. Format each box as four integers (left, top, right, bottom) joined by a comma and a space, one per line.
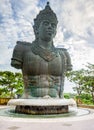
66, 63, 94, 104
82, 63, 94, 103
66, 69, 85, 96
0, 71, 23, 98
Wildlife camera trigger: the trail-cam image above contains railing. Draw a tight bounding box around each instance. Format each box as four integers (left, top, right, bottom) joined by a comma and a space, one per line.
78, 104, 94, 109
0, 98, 11, 105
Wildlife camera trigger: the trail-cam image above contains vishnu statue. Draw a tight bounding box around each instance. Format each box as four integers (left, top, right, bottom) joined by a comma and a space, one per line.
11, 2, 72, 99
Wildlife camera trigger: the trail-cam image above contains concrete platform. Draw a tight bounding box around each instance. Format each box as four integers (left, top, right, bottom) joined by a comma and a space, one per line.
0, 105, 94, 130
8, 99, 76, 114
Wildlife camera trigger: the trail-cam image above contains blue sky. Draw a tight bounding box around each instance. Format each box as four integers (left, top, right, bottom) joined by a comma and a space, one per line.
0, 0, 94, 92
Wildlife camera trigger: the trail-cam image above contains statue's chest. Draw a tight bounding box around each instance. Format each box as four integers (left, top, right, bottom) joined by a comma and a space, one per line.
23, 51, 63, 76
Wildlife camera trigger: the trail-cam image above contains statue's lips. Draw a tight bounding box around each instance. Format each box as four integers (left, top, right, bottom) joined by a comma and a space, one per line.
46, 30, 53, 35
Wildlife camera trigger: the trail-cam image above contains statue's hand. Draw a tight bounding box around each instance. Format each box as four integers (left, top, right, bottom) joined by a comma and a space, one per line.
43, 95, 52, 99
11, 60, 22, 69
59, 92, 64, 99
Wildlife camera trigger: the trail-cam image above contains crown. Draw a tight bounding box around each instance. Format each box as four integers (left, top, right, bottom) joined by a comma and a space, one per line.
34, 2, 58, 29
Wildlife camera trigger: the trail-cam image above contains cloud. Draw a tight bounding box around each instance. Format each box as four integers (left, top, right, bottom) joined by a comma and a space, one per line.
51, 0, 94, 44
51, 0, 94, 70
0, 0, 40, 71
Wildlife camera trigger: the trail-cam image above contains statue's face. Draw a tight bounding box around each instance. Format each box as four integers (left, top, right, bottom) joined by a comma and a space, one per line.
38, 20, 57, 41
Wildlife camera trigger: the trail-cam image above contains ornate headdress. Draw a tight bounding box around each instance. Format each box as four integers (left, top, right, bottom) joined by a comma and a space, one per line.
33, 2, 58, 38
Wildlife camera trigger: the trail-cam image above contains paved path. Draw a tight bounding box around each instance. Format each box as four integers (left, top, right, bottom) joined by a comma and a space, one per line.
0, 106, 94, 130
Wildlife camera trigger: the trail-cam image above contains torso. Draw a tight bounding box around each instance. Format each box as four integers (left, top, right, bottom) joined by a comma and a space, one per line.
11, 41, 71, 98
22, 45, 64, 97
22, 50, 62, 76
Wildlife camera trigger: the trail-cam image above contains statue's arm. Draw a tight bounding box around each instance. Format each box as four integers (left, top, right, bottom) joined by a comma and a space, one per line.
63, 49, 72, 71
57, 48, 72, 71
11, 41, 24, 69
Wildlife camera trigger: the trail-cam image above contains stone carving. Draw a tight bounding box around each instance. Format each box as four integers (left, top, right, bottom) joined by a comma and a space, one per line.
11, 2, 72, 99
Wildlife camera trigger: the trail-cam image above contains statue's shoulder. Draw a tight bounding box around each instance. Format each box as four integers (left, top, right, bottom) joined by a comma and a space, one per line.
56, 47, 72, 71
15, 41, 32, 51
56, 47, 67, 53
56, 47, 70, 58
16, 41, 31, 46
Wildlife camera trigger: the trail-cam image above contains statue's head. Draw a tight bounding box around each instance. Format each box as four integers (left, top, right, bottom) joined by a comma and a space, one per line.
33, 2, 58, 40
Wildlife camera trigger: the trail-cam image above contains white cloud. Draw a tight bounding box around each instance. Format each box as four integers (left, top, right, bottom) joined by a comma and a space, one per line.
51, 0, 94, 70
51, 0, 94, 43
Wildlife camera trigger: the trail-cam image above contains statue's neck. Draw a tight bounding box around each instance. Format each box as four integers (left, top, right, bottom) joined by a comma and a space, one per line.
38, 39, 53, 49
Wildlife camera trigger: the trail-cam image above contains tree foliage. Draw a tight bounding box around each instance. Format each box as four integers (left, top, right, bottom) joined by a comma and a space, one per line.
66, 63, 94, 104
0, 71, 23, 98
66, 69, 85, 95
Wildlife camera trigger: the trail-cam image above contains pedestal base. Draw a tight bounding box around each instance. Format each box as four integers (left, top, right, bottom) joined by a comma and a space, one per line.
8, 99, 76, 115
15, 105, 68, 114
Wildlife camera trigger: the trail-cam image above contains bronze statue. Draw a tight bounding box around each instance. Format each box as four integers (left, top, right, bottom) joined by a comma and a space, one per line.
11, 2, 72, 99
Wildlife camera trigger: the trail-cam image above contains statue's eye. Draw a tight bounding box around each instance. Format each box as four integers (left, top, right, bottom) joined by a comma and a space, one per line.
43, 21, 49, 26
42, 21, 56, 28
51, 23, 56, 28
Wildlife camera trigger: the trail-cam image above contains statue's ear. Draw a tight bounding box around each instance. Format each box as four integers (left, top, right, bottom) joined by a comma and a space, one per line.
33, 25, 39, 39
55, 30, 57, 35
53, 30, 57, 38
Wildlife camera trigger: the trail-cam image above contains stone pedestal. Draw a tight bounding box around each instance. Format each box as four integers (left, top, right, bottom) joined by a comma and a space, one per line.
15, 105, 68, 114
8, 99, 76, 115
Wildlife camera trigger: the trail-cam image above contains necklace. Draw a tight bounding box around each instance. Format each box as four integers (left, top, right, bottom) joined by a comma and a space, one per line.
31, 41, 58, 62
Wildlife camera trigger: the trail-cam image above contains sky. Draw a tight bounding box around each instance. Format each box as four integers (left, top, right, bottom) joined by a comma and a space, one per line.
0, 0, 94, 92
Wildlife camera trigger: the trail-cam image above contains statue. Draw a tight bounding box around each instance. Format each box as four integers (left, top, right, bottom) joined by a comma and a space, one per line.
8, 2, 75, 115
11, 2, 72, 99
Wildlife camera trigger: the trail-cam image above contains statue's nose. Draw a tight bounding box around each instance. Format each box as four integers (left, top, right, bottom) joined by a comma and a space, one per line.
48, 24, 53, 29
